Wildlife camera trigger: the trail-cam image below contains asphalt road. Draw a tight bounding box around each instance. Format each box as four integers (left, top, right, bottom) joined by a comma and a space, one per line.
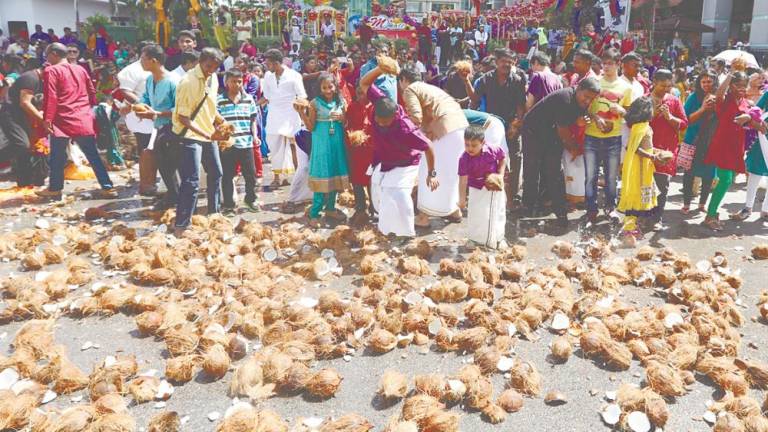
1, 166, 767, 432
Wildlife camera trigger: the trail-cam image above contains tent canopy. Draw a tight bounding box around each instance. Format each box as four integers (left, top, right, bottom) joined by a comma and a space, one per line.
655, 16, 715, 33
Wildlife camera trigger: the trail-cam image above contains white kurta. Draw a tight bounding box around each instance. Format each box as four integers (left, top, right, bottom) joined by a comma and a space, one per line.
417, 128, 465, 217
467, 187, 507, 249
371, 164, 419, 237
288, 146, 312, 203
484, 117, 509, 168
263, 68, 306, 174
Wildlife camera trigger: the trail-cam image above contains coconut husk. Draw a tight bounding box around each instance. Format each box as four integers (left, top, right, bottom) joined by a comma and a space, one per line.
579, 331, 608, 358
414, 374, 446, 399
636, 246, 655, 261
88, 412, 136, 432
278, 361, 310, 394
368, 328, 397, 353
135, 311, 164, 336
0, 392, 38, 430
202, 344, 231, 380
734, 359, 768, 389
94, 393, 129, 414
382, 418, 418, 432
43, 245, 66, 264
379, 370, 408, 400
551, 241, 574, 259
12, 319, 54, 359
497, 389, 523, 413
128, 376, 160, 403
21, 252, 45, 270
147, 411, 180, 432
434, 328, 457, 352
229, 356, 269, 399
401, 394, 443, 423
508, 360, 541, 397
397, 256, 432, 276
103, 355, 138, 380
550, 336, 572, 362
262, 352, 293, 384
53, 353, 90, 394
643, 389, 669, 427
48, 405, 97, 432
465, 375, 493, 410
602, 338, 632, 371
743, 415, 768, 432
751, 244, 768, 260
666, 343, 698, 371
455, 327, 490, 352
442, 379, 467, 404
88, 368, 125, 401
481, 403, 507, 424
720, 395, 762, 419
164, 326, 199, 357
646, 359, 686, 397
318, 413, 373, 432
305, 368, 342, 399
473, 347, 501, 375
425, 279, 469, 303
165, 355, 200, 383
616, 383, 645, 412
714, 412, 745, 432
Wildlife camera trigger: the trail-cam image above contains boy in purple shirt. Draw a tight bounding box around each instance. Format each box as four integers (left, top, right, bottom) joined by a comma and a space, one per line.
458, 125, 507, 249
359, 57, 439, 238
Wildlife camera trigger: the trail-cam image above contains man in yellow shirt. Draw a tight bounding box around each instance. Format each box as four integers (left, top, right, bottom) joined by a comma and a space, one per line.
173, 47, 227, 235
584, 48, 632, 223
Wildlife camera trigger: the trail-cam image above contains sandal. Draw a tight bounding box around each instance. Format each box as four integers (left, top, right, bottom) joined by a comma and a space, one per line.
680, 206, 690, 215
730, 208, 751, 221
325, 210, 347, 221
703, 217, 722, 231
308, 218, 321, 228
761, 212, 768, 221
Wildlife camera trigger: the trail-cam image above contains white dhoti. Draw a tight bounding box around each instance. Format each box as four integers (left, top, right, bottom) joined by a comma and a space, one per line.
417, 128, 465, 217
485, 117, 509, 169
468, 187, 507, 248
288, 146, 312, 203
562, 150, 585, 203
371, 164, 419, 237
266, 134, 296, 175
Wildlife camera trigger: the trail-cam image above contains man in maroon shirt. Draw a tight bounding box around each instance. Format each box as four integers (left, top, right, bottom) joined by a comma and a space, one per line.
37, 42, 115, 199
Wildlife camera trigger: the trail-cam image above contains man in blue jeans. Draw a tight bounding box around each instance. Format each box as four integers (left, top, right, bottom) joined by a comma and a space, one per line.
172, 48, 227, 236
37, 42, 115, 200
583, 48, 632, 223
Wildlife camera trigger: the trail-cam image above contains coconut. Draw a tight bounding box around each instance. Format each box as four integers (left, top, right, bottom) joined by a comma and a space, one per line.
13, 319, 54, 358
147, 411, 180, 432
94, 393, 129, 414
49, 405, 97, 432
474, 347, 501, 375
368, 329, 397, 353
229, 356, 269, 399
669, 344, 699, 371
202, 344, 231, 379
319, 413, 373, 432
751, 244, 768, 260
165, 355, 199, 383
714, 412, 745, 432
497, 389, 524, 413
262, 352, 293, 384
734, 359, 768, 389
550, 336, 572, 362
455, 327, 490, 352
52, 355, 89, 394
164, 326, 199, 357
135, 311, 164, 336
551, 241, 574, 259
88, 369, 124, 401
636, 246, 656, 261
128, 376, 160, 403
579, 331, 607, 358
457, 364, 483, 387
544, 391, 568, 406
21, 253, 45, 271
414, 374, 446, 399
88, 413, 136, 432
0, 392, 38, 430
481, 403, 507, 424
465, 375, 493, 409
643, 389, 669, 427
278, 362, 310, 394
420, 408, 460, 432
305, 368, 342, 399
508, 360, 542, 397
401, 394, 443, 423
397, 256, 432, 276
442, 379, 467, 404
603, 339, 633, 371
379, 370, 408, 400
382, 418, 418, 432
227, 335, 248, 361
434, 328, 457, 352
646, 360, 686, 397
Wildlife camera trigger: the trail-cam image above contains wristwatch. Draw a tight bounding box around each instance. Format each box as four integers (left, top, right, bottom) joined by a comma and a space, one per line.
428, 170, 437, 178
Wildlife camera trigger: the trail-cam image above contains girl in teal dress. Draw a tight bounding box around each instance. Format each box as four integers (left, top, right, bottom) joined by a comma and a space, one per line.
294, 73, 350, 227
739, 91, 768, 220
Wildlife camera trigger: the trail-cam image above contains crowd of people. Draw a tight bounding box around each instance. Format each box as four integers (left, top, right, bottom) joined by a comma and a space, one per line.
1, 18, 767, 247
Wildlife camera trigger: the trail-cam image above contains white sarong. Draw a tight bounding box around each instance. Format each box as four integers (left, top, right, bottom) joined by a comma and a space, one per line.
371, 164, 419, 237
288, 146, 312, 203
417, 128, 465, 217
467, 187, 507, 248
266, 134, 296, 175
563, 150, 585, 203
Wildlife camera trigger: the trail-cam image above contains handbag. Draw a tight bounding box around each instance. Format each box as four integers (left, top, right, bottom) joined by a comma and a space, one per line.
677, 141, 695, 171
175, 78, 211, 141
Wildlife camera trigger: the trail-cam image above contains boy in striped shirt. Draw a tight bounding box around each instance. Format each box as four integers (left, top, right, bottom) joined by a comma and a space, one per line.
217, 69, 260, 213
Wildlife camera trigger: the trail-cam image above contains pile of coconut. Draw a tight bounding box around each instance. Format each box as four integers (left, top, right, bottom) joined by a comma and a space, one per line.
1, 207, 768, 431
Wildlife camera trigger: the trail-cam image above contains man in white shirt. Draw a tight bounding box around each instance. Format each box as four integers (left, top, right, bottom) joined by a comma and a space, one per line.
321, 17, 335, 51
474, 24, 488, 58
261, 49, 307, 188
172, 51, 199, 79
6, 39, 35, 57
117, 57, 155, 194
235, 13, 253, 43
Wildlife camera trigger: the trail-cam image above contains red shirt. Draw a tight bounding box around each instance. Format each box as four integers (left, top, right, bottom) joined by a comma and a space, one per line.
241, 44, 257, 57
704, 95, 751, 173
620, 38, 634, 55
650, 94, 688, 176
43, 62, 97, 137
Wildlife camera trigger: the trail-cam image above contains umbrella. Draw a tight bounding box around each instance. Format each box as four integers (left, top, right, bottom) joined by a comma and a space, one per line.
654, 16, 715, 33
713, 50, 760, 69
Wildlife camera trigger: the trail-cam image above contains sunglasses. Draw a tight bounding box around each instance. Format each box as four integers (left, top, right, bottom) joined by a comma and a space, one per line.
68, 50, 79, 53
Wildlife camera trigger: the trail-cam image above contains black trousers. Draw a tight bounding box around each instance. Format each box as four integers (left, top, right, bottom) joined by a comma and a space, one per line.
682, 170, 713, 208
0, 144, 47, 187
653, 173, 670, 220
522, 129, 566, 217
154, 126, 180, 203
221, 146, 257, 207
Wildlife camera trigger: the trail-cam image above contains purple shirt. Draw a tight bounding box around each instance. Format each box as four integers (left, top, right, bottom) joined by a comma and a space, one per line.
458, 145, 505, 189
367, 84, 431, 172
527, 69, 563, 103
